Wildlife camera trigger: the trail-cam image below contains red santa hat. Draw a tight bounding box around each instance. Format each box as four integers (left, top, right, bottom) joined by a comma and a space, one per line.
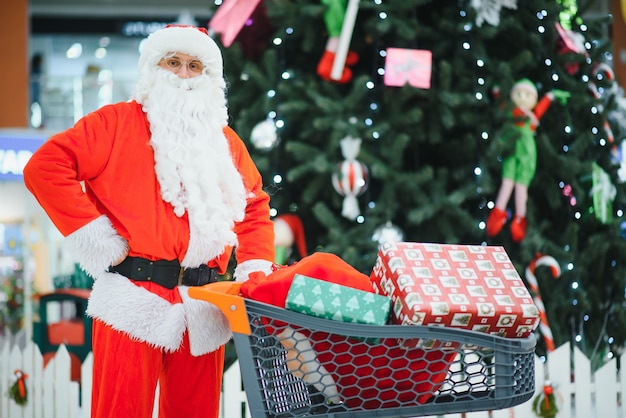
138, 24, 224, 77
274, 214, 307, 259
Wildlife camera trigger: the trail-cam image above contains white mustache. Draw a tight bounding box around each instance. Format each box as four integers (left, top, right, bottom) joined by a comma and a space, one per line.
164, 71, 206, 91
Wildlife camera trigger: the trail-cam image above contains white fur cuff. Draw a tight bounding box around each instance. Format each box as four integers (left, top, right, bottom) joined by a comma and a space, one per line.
233, 259, 274, 282
180, 288, 232, 356
64, 215, 128, 278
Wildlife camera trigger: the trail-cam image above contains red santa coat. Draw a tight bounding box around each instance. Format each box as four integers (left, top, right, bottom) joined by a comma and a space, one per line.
24, 101, 274, 355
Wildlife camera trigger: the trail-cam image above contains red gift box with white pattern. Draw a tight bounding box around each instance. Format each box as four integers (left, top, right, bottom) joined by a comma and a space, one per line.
370, 242, 539, 346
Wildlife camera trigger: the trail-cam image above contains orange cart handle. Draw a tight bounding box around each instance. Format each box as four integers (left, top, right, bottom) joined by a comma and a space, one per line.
187, 281, 251, 335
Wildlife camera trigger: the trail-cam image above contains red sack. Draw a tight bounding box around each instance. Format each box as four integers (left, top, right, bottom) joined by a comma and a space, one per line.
240, 252, 373, 305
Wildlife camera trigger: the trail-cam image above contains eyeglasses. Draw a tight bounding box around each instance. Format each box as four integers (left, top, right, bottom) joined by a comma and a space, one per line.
159, 56, 205, 74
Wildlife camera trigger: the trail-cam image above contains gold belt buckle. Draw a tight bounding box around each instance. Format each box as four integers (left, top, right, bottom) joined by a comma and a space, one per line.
177, 267, 185, 286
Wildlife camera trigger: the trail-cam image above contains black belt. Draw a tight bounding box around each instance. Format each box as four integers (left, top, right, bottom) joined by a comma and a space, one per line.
108, 256, 218, 289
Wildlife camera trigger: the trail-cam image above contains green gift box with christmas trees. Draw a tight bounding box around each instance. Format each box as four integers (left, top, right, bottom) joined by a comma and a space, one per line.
285, 274, 391, 328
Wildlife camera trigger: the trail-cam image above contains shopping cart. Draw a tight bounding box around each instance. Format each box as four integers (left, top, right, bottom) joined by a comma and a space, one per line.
189, 282, 536, 418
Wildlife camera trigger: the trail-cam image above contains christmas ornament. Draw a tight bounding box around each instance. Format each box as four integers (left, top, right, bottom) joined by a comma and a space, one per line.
9, 369, 28, 405
372, 221, 404, 245
317, 0, 360, 83
384, 48, 432, 89
587, 63, 618, 156
470, 0, 518, 27
590, 162, 616, 224
556, 0, 578, 29
486, 79, 569, 243
525, 254, 560, 352
532, 381, 559, 418
273, 214, 308, 265
209, 0, 262, 47
250, 118, 279, 151
332, 136, 369, 220
239, 3, 274, 59
588, 63, 617, 101
527, 254, 562, 418
555, 22, 587, 75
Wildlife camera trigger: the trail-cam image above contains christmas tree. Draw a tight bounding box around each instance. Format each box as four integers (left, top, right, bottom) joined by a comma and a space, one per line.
209, 0, 626, 368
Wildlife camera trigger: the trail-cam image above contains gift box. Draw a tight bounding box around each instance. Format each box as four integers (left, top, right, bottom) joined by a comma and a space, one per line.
370, 242, 539, 347
384, 48, 432, 88
286, 274, 391, 327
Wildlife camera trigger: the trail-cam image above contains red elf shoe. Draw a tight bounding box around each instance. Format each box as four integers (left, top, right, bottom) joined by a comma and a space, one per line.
486, 207, 507, 237
510, 215, 527, 243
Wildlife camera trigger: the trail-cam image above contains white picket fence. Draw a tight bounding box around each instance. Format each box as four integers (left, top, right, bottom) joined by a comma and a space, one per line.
1, 331, 625, 418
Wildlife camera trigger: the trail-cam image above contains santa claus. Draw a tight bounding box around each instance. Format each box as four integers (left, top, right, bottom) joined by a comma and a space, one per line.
23, 25, 275, 418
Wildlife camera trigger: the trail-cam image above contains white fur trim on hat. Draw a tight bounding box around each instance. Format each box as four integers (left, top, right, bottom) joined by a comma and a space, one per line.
138, 25, 223, 77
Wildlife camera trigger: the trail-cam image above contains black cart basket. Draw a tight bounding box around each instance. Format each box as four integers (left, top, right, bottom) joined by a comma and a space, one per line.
190, 282, 536, 418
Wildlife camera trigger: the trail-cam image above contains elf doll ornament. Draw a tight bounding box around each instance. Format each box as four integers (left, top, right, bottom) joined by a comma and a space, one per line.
486, 79, 569, 242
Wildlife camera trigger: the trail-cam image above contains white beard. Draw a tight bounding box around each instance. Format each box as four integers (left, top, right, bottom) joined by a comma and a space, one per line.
135, 69, 247, 267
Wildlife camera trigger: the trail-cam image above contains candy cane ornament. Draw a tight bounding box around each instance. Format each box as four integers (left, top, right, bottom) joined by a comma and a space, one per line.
525, 254, 561, 352
331, 136, 369, 220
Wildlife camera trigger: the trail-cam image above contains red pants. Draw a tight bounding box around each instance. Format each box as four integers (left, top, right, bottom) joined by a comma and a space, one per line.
91, 319, 225, 418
